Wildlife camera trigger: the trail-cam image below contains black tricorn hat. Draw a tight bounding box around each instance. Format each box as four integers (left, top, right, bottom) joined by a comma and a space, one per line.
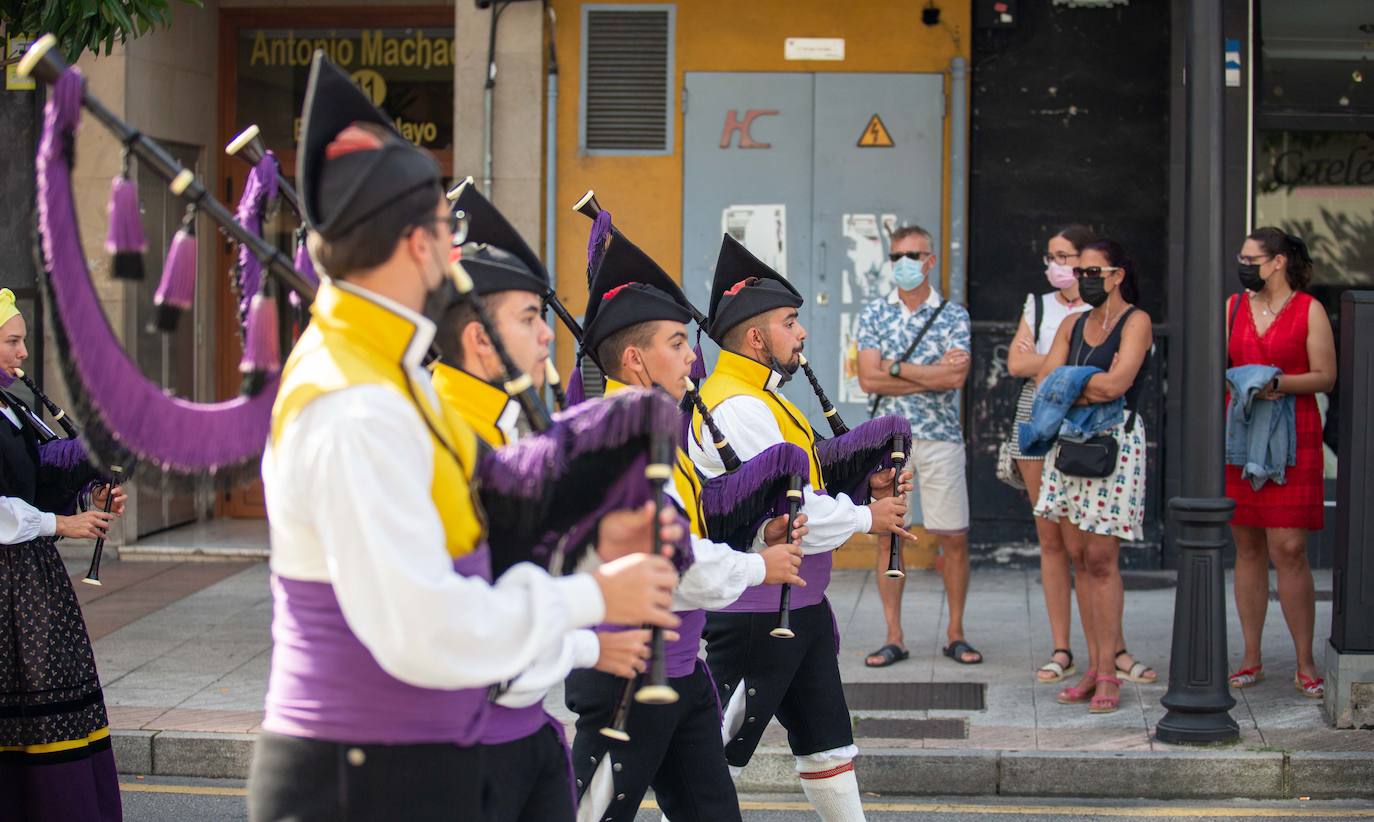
582, 232, 693, 364
706, 233, 803, 342
448, 179, 549, 297
297, 52, 442, 240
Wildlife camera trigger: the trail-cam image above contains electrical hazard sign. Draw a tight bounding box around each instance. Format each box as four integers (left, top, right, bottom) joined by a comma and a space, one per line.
856, 114, 894, 148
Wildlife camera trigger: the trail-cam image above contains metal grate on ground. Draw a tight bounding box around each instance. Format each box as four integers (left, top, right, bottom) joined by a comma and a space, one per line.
841, 682, 986, 712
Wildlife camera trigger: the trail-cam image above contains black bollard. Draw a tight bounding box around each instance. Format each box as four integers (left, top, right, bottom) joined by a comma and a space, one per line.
1153, 0, 1239, 745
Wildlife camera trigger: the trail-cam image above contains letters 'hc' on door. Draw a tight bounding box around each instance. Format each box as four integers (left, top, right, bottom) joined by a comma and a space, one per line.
682, 72, 945, 432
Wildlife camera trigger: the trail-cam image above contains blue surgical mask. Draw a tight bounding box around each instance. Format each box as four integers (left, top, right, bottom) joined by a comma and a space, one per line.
892, 257, 926, 291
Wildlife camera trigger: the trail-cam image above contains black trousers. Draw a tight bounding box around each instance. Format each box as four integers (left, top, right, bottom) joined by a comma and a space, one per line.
703, 600, 854, 768
482, 723, 575, 822
565, 662, 741, 822
248, 731, 486, 822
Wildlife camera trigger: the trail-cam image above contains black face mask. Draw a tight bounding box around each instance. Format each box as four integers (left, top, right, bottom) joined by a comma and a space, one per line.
1237, 263, 1265, 292
1078, 276, 1110, 307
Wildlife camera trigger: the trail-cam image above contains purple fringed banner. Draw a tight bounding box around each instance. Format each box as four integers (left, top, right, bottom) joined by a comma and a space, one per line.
700, 441, 811, 550
37, 437, 88, 470
814, 413, 912, 502
477, 388, 682, 573
234, 151, 280, 324
36, 68, 276, 479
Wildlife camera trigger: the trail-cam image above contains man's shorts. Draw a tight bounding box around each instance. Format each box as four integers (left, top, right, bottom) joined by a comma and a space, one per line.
904, 439, 969, 535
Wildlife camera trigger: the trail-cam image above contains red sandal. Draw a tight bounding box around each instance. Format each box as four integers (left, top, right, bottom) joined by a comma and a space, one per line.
1089, 676, 1123, 714
1056, 671, 1097, 705
1294, 672, 1324, 699
1228, 665, 1264, 689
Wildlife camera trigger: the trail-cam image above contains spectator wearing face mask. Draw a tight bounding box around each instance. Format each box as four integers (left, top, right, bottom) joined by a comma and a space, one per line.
1225, 227, 1336, 700
856, 225, 980, 668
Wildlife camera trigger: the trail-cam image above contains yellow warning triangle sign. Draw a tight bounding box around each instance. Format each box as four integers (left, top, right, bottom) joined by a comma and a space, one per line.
857, 114, 895, 148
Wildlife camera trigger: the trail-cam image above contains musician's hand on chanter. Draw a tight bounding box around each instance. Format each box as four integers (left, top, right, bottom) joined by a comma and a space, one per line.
759, 542, 805, 587
55, 510, 114, 540
596, 502, 682, 562
761, 512, 808, 546
593, 553, 682, 629
91, 484, 127, 517
866, 496, 918, 542
593, 628, 678, 679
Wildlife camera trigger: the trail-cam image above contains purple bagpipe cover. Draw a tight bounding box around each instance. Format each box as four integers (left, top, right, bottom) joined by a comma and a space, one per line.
232, 151, 280, 334
35, 67, 277, 487
699, 441, 811, 550
816, 414, 913, 503
476, 387, 693, 576
36, 438, 105, 515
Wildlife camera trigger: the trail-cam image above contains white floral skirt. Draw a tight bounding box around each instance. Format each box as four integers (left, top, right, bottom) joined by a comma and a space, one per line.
1033, 417, 1146, 541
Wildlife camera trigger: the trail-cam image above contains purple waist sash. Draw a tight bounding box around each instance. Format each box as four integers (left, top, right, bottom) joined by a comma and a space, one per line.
481, 704, 557, 746
263, 548, 494, 746
721, 551, 832, 613
663, 609, 706, 678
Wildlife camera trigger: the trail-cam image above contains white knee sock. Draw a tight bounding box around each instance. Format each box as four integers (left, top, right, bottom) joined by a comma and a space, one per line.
798, 760, 866, 822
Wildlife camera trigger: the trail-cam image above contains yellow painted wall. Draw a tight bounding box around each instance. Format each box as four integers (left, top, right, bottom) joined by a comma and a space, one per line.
549, 0, 972, 376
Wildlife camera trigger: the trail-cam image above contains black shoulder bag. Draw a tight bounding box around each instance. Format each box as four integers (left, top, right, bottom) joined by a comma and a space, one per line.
867, 299, 948, 419
1053, 310, 1138, 479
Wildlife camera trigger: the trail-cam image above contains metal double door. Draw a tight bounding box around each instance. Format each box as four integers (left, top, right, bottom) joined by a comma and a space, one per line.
682, 71, 945, 430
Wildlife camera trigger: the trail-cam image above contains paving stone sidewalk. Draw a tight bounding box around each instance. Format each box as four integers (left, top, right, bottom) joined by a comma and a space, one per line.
73, 553, 1374, 798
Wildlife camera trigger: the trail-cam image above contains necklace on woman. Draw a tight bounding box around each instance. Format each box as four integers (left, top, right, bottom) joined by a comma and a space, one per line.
1260, 289, 1293, 318
1095, 303, 1120, 331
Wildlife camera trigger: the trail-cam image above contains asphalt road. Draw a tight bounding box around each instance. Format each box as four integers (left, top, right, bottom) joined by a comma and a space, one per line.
120, 778, 1374, 821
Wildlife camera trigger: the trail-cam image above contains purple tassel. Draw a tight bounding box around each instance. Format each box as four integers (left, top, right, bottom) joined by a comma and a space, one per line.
151, 214, 196, 332
587, 209, 613, 282
689, 330, 707, 385
293, 233, 319, 287
815, 414, 912, 502
36, 66, 277, 479
239, 289, 280, 396
700, 441, 811, 550
233, 152, 280, 325
104, 175, 146, 280
564, 365, 585, 407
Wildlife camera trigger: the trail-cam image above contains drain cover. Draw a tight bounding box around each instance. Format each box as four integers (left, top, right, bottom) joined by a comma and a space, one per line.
852, 717, 967, 739
841, 682, 986, 711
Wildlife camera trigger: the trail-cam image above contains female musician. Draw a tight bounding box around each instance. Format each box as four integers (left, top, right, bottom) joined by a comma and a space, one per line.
0, 289, 126, 822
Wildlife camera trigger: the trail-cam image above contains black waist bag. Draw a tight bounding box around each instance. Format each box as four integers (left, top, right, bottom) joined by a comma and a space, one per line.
1054, 408, 1136, 479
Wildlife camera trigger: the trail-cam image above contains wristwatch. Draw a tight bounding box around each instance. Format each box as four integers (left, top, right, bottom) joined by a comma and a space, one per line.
888, 361, 902, 377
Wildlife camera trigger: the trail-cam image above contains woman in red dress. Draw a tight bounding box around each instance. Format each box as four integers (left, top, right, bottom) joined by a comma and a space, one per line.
1225, 228, 1336, 699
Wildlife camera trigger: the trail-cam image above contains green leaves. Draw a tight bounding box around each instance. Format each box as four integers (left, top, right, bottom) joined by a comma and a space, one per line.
1, 0, 203, 60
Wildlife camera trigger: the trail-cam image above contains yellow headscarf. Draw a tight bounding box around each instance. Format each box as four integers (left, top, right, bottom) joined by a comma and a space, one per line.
0, 289, 20, 329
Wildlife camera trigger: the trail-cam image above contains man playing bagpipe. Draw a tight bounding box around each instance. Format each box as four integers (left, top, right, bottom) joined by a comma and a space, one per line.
688, 235, 914, 822
431, 185, 664, 822
248, 54, 682, 822
565, 230, 810, 822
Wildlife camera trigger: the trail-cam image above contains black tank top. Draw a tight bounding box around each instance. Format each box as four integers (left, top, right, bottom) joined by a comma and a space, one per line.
1069, 307, 1146, 409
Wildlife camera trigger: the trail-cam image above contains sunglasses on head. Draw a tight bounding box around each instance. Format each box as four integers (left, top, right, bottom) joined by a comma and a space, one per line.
888, 251, 932, 263
1072, 266, 1122, 279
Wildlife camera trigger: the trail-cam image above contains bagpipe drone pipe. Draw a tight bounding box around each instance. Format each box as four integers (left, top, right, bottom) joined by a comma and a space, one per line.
18, 35, 315, 486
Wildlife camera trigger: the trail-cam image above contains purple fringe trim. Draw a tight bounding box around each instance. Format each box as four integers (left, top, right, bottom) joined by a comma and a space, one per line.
104, 174, 145, 254
700, 441, 810, 549
477, 388, 681, 568
36, 67, 277, 476
153, 224, 196, 310
587, 209, 612, 277
38, 437, 89, 470
234, 151, 280, 322
815, 413, 912, 502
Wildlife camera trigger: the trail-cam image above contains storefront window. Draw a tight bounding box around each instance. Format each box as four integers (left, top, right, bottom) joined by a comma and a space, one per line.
236, 26, 456, 155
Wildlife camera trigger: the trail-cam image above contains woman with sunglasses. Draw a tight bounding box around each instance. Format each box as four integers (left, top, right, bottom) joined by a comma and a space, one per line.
1225, 228, 1335, 699
1007, 226, 1094, 685
1032, 239, 1153, 715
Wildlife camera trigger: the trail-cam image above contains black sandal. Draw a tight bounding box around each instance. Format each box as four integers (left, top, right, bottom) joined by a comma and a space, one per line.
864, 643, 910, 668
942, 639, 983, 665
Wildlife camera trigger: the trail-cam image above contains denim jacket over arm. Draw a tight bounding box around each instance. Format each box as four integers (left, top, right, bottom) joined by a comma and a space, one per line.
1016, 365, 1124, 458
1225, 364, 1296, 490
